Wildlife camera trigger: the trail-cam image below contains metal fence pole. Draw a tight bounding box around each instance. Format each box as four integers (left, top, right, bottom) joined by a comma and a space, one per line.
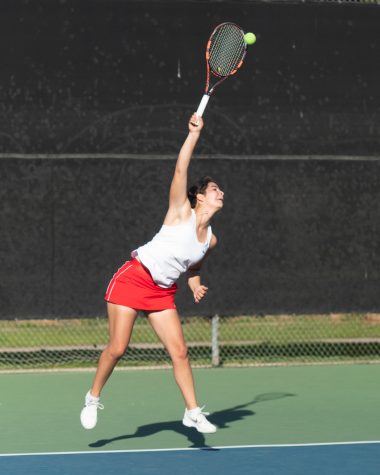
211, 314, 220, 367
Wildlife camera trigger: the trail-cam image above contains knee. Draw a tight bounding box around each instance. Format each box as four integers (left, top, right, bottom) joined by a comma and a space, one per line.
106, 343, 127, 361
170, 343, 189, 362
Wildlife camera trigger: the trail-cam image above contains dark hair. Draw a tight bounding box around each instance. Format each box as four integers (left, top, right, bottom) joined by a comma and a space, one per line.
187, 176, 216, 208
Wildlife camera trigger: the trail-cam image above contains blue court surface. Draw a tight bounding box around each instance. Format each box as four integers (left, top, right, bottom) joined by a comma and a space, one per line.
1, 442, 380, 475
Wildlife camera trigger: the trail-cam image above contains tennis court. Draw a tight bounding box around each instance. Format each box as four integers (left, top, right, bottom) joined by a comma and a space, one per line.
1, 365, 379, 474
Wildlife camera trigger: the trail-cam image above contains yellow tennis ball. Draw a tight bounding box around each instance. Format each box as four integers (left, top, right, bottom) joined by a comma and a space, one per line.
244, 32, 256, 45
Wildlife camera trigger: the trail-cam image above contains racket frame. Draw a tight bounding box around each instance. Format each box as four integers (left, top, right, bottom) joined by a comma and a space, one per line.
196, 22, 247, 117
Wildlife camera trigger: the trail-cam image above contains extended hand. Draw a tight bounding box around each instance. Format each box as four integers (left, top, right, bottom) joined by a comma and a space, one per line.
193, 285, 208, 303
189, 113, 204, 133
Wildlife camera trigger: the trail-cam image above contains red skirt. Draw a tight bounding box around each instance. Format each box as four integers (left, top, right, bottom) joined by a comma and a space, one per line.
104, 258, 177, 311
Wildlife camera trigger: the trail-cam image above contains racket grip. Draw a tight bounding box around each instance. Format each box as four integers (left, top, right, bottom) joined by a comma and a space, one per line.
196, 94, 210, 117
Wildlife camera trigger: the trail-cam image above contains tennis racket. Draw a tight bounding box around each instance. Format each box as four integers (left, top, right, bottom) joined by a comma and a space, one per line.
196, 22, 247, 117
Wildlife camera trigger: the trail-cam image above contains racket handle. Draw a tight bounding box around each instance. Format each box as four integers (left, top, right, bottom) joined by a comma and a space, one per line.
196, 94, 210, 117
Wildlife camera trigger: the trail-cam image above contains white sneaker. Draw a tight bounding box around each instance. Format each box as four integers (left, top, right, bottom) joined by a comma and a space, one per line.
80, 390, 104, 430
182, 406, 217, 433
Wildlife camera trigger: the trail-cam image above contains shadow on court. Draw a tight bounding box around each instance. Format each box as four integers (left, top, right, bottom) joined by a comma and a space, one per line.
89, 392, 296, 449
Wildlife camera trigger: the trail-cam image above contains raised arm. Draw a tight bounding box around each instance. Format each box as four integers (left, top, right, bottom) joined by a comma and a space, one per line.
164, 114, 204, 223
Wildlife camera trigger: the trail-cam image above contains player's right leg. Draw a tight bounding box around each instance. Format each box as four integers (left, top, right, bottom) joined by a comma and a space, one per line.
80, 302, 138, 429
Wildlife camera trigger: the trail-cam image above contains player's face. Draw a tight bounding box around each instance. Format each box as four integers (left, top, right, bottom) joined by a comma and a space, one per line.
203, 182, 224, 209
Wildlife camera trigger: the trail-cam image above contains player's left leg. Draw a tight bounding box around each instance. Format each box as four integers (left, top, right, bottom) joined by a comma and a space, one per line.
147, 309, 217, 433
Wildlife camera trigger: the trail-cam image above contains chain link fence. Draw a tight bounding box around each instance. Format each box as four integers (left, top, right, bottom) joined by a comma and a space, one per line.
0, 313, 379, 370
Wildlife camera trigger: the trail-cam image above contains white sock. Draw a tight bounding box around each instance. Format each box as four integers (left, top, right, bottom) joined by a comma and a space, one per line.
187, 407, 200, 417
87, 390, 100, 402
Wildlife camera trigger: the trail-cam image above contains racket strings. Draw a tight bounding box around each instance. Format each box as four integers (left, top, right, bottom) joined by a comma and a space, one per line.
211, 29, 244, 75
209, 23, 246, 77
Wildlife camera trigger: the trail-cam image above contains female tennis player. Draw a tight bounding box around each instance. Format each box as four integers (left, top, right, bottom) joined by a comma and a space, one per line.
80, 113, 224, 433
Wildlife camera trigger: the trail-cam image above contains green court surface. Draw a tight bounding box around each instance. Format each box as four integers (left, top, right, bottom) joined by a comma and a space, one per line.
1, 364, 379, 455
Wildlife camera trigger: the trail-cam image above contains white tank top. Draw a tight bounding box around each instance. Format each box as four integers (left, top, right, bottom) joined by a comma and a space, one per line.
133, 209, 212, 288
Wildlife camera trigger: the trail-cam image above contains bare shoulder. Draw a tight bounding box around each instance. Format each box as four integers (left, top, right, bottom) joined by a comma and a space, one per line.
163, 201, 192, 226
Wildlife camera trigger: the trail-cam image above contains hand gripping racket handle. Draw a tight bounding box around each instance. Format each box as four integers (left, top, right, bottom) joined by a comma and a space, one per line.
196, 94, 210, 117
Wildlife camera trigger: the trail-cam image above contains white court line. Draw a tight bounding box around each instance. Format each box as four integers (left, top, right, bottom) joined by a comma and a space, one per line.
1, 440, 379, 458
